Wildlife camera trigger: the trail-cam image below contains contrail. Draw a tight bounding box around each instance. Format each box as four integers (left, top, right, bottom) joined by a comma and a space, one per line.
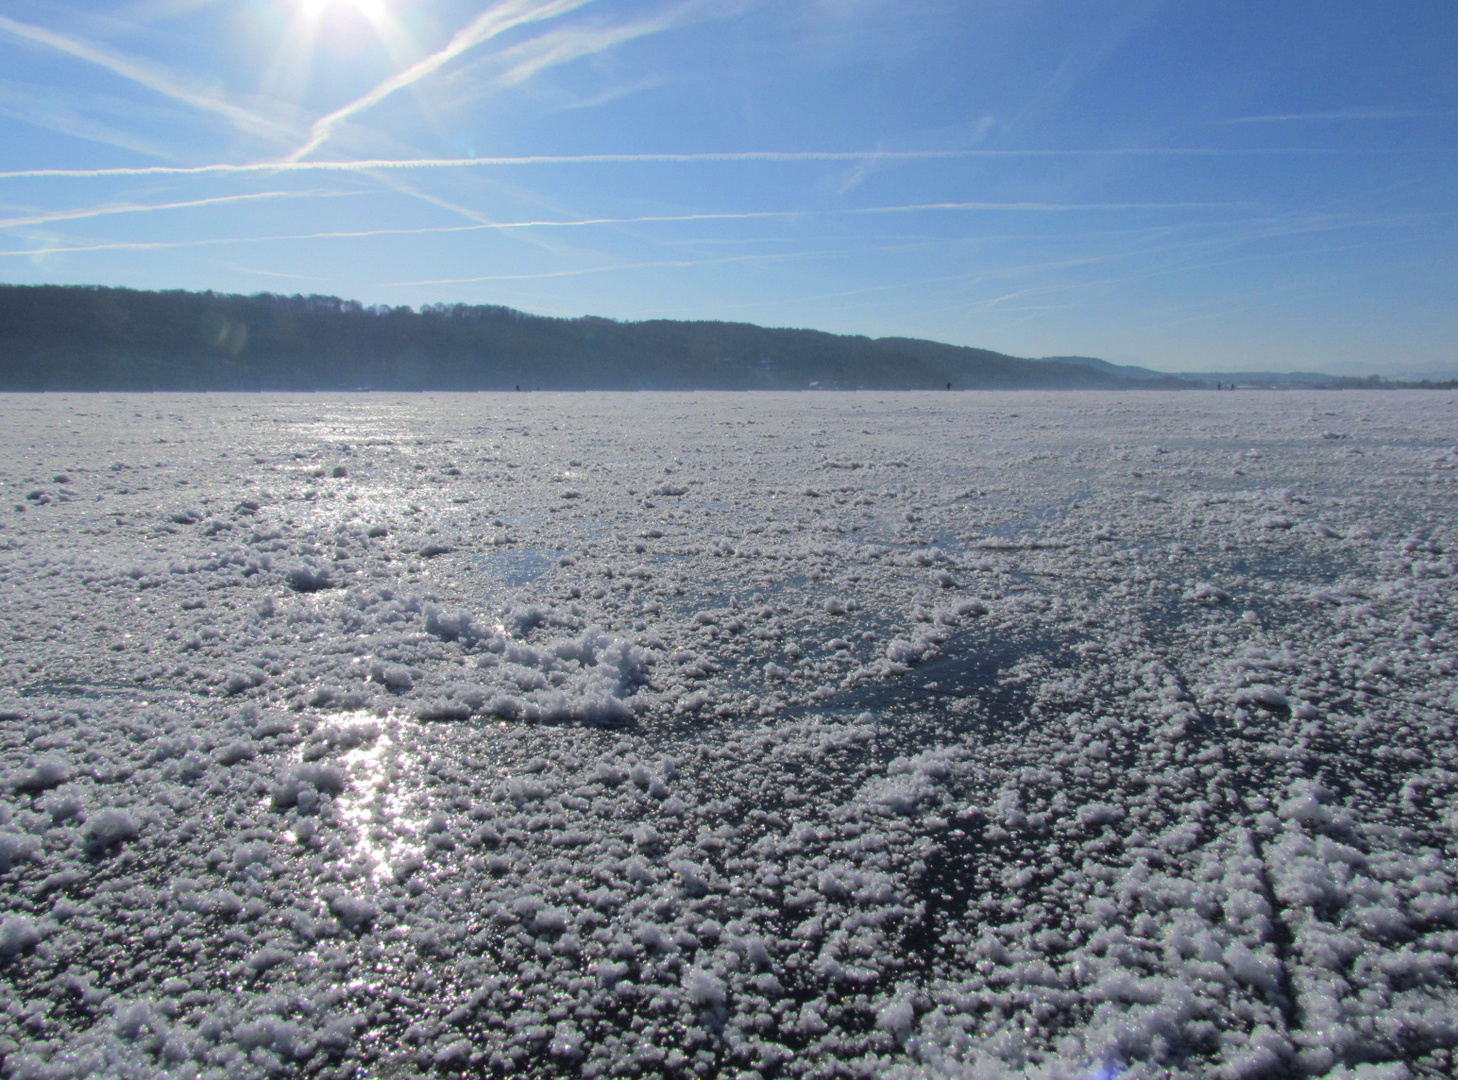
3, 150, 993, 180
0, 81, 172, 160
850, 200, 1253, 213
386, 250, 826, 287
489, 1, 692, 90
0, 198, 1249, 240
0, 199, 1257, 258
1220, 109, 1432, 124
288, 0, 592, 161
0, 13, 292, 139
0, 146, 1377, 182
0, 190, 338, 230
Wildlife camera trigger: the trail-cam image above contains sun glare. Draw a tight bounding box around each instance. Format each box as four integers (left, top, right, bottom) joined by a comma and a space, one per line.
300, 0, 390, 24
268, 0, 413, 114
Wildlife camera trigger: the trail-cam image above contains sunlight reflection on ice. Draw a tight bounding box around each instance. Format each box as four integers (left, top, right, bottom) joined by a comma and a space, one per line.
331, 711, 428, 882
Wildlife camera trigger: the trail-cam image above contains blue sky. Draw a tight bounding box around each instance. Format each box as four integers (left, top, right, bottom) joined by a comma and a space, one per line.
0, 0, 1454, 375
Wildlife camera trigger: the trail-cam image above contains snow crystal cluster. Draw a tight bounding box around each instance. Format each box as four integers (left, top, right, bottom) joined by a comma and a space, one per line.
0, 390, 1454, 1079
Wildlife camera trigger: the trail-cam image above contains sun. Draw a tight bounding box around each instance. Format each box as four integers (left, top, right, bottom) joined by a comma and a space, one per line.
265, 0, 410, 111
299, 0, 390, 24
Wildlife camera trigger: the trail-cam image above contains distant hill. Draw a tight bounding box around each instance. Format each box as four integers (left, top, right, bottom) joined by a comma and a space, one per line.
0, 284, 1197, 392
1035, 355, 1177, 382
0, 283, 1424, 391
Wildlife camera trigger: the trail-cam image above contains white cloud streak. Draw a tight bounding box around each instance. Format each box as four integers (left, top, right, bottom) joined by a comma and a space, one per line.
287, 0, 593, 161
385, 250, 826, 286
1220, 109, 1433, 124
0, 12, 293, 140
0, 79, 173, 160
0, 146, 1385, 182
0, 198, 1255, 257
0, 190, 346, 230
1002, 0, 1164, 140
487, 2, 694, 90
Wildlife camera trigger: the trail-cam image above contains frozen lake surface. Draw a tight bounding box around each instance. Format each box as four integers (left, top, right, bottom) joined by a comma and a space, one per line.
0, 391, 1455, 1080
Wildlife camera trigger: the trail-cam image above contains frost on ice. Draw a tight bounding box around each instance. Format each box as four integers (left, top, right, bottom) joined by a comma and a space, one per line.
0, 391, 1455, 1079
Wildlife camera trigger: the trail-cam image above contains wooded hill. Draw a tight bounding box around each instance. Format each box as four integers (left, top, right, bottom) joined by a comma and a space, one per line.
0, 284, 1198, 392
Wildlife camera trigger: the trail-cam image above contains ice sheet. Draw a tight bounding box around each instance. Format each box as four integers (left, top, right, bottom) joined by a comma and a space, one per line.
0, 391, 1454, 1079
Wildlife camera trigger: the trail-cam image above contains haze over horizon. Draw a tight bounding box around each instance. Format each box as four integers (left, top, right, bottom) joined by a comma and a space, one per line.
1, 1, 1454, 377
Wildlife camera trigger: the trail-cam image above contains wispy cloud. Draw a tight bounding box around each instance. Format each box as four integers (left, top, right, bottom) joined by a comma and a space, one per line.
385, 249, 830, 287
0, 231, 831, 274
853, 200, 1251, 214
555, 74, 670, 110
0, 198, 1252, 256
0, 237, 216, 258
287, 0, 593, 161
0, 78, 173, 159
0, 145, 1385, 182
1001, 0, 1165, 139
723, 206, 1419, 324
940, 212, 1412, 319
210, 263, 326, 283
836, 117, 998, 194
0, 12, 293, 140
486, 1, 697, 90
0, 150, 992, 180
0, 190, 349, 230
1220, 109, 1434, 124
348, 166, 588, 261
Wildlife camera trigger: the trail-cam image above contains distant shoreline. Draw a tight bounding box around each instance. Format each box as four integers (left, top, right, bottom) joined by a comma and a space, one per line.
2, 283, 1448, 392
